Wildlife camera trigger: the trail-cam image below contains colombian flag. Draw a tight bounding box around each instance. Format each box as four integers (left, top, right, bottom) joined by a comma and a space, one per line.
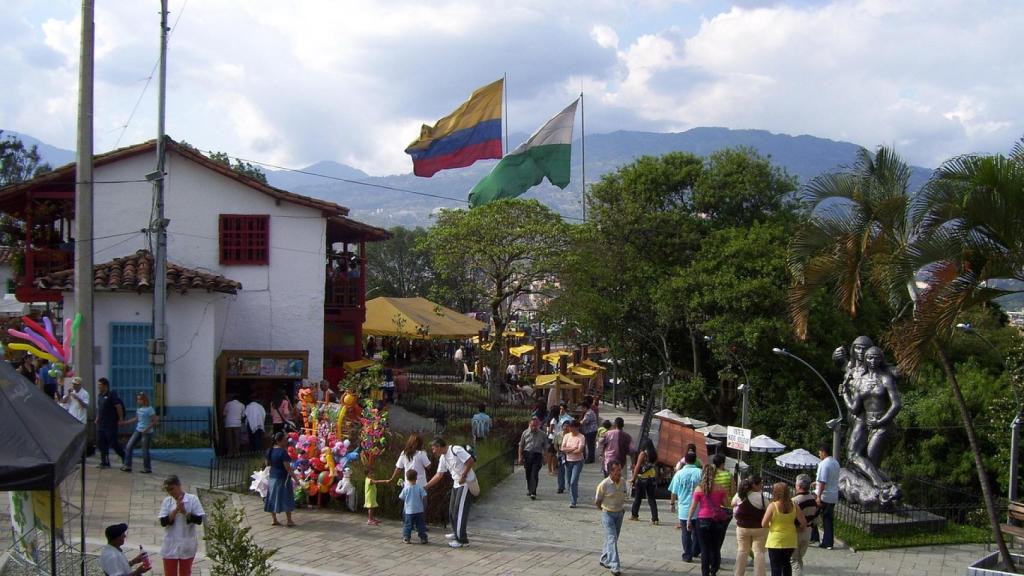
404, 79, 503, 177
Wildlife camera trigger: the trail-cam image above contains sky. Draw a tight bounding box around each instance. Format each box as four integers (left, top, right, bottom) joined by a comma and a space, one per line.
1, 0, 1020, 177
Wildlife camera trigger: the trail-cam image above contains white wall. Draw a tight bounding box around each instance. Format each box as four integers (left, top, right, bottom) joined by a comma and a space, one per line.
63, 290, 225, 410
87, 150, 327, 382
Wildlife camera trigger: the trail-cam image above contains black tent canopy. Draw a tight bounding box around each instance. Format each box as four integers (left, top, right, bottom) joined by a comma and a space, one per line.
0, 361, 85, 490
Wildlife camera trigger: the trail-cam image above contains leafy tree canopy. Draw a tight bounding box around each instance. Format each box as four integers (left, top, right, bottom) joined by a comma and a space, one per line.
0, 131, 52, 187
364, 226, 435, 299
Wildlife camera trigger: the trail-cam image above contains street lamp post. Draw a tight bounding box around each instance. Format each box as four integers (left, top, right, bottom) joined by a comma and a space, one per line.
772, 347, 844, 460
706, 335, 751, 468
956, 323, 1022, 507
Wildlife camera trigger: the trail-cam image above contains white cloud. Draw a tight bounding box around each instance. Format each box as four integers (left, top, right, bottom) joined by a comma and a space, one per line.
0, 0, 1020, 176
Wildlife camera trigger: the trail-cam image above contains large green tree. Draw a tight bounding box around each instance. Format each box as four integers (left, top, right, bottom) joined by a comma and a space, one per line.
364, 226, 435, 298
421, 199, 571, 389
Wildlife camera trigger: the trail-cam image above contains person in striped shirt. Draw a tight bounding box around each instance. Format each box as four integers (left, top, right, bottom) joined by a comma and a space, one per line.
791, 474, 820, 576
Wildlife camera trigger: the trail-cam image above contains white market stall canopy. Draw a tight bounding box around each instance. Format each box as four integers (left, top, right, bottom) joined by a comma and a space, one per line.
653, 409, 707, 429
697, 423, 729, 438
774, 448, 821, 469
749, 434, 786, 453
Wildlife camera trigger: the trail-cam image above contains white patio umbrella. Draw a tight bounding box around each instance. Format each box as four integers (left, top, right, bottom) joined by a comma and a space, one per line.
654, 409, 707, 429
749, 434, 786, 453
697, 424, 729, 438
774, 448, 821, 469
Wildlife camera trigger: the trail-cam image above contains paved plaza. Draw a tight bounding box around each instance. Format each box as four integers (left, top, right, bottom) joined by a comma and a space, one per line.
0, 404, 996, 575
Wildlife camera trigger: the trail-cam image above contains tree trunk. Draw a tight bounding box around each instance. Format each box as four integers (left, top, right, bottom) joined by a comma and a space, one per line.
690, 327, 702, 377
935, 343, 1016, 573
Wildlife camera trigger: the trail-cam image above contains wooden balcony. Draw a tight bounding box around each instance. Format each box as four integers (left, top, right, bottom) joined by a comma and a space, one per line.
15, 247, 72, 302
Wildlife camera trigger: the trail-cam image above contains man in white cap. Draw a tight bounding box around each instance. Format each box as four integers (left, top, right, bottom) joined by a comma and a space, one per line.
61, 376, 89, 424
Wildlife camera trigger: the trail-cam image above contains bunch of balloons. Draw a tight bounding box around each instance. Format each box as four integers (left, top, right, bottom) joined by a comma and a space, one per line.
282, 431, 360, 504
358, 399, 389, 468
7, 313, 82, 379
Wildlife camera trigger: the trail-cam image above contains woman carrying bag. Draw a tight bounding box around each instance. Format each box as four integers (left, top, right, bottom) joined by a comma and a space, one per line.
629, 438, 660, 524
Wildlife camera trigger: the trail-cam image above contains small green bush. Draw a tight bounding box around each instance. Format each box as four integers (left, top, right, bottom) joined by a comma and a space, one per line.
835, 518, 992, 551
204, 497, 277, 576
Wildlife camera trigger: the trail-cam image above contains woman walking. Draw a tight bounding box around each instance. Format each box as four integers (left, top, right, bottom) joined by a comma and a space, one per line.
264, 432, 296, 527
733, 475, 768, 576
546, 405, 562, 476
270, 391, 293, 434
762, 482, 807, 576
386, 433, 432, 488
158, 475, 205, 576
629, 438, 660, 524
122, 392, 158, 473
687, 464, 729, 576
560, 419, 585, 507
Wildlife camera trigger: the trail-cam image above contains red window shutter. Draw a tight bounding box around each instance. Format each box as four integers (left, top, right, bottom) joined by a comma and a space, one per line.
219, 214, 269, 265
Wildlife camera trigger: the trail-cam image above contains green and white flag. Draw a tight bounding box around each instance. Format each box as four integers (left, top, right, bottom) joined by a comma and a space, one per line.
468, 99, 578, 207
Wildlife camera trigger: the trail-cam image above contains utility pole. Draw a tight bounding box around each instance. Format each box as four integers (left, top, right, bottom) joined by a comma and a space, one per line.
148, 0, 169, 412
74, 2, 95, 576
74, 0, 95, 434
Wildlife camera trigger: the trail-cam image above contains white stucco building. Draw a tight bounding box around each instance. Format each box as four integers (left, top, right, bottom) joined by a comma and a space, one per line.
0, 138, 387, 431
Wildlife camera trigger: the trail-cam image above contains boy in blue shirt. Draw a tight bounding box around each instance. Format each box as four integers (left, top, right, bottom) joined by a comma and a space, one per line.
399, 469, 428, 544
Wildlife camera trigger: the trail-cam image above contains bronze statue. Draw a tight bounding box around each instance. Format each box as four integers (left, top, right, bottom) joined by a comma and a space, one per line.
834, 339, 903, 510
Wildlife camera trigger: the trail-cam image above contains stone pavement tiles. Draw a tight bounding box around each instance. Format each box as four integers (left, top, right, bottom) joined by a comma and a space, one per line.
0, 418, 993, 575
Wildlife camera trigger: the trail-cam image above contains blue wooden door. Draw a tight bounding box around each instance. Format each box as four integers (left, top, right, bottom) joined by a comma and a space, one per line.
109, 322, 153, 412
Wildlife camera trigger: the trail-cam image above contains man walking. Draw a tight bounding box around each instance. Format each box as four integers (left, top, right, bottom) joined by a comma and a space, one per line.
580, 397, 599, 464
816, 443, 840, 549
243, 398, 267, 452
425, 437, 477, 548
668, 451, 702, 562
595, 460, 627, 576
222, 395, 244, 456
599, 417, 632, 479
61, 376, 90, 424
518, 416, 546, 499
95, 378, 125, 468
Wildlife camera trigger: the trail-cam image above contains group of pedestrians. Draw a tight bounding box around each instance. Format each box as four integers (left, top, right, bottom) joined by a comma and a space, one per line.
662, 444, 840, 576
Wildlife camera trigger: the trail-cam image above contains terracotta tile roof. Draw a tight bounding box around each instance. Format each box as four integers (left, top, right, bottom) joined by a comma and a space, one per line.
36, 250, 242, 295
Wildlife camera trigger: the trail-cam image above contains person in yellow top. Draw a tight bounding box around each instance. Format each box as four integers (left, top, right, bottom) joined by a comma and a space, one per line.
761, 482, 808, 576
595, 461, 627, 576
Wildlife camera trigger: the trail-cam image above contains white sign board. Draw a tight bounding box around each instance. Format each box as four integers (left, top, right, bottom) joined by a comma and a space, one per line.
726, 426, 751, 451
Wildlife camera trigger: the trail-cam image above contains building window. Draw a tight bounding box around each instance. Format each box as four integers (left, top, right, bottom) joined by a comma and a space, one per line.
219, 215, 269, 265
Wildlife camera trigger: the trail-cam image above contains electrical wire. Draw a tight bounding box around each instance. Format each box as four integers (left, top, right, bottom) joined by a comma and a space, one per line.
202, 149, 587, 223
112, 0, 190, 148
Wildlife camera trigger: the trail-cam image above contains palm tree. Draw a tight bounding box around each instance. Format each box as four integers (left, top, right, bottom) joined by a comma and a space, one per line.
788, 145, 920, 338
892, 143, 1024, 571
789, 143, 1023, 571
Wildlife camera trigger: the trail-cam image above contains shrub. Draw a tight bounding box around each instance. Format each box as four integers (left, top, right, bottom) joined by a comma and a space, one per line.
204, 497, 277, 576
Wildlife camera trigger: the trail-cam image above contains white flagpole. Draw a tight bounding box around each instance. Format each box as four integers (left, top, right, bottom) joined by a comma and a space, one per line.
580, 92, 586, 221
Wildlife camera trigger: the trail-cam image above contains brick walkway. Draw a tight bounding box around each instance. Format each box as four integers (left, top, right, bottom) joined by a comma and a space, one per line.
0, 404, 995, 575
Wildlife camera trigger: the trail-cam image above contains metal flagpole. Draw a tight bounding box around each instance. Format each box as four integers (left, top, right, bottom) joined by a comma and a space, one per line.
503, 73, 508, 156
580, 92, 586, 221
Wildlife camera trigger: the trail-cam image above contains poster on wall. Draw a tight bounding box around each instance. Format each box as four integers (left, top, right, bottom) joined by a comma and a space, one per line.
226, 355, 307, 377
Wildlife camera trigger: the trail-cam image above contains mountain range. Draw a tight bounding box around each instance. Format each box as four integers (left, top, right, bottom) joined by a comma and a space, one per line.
9, 127, 933, 228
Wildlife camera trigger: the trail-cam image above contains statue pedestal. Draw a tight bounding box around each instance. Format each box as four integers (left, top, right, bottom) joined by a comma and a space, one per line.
837, 501, 947, 536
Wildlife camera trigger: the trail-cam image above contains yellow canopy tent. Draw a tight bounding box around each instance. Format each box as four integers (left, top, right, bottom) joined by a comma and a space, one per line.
342, 358, 377, 372
569, 364, 597, 377
510, 344, 535, 358
542, 350, 573, 364
533, 373, 582, 389
580, 359, 607, 371
363, 297, 486, 339
535, 373, 582, 407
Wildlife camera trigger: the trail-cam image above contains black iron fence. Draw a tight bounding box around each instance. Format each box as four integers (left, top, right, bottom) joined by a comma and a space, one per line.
152, 414, 213, 449
759, 464, 1001, 548
209, 450, 265, 491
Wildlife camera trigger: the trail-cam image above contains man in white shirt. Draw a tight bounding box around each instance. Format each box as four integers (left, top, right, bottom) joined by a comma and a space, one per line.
99, 523, 150, 576
61, 376, 89, 424
222, 396, 245, 455
243, 399, 267, 451
425, 437, 477, 548
815, 443, 841, 549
